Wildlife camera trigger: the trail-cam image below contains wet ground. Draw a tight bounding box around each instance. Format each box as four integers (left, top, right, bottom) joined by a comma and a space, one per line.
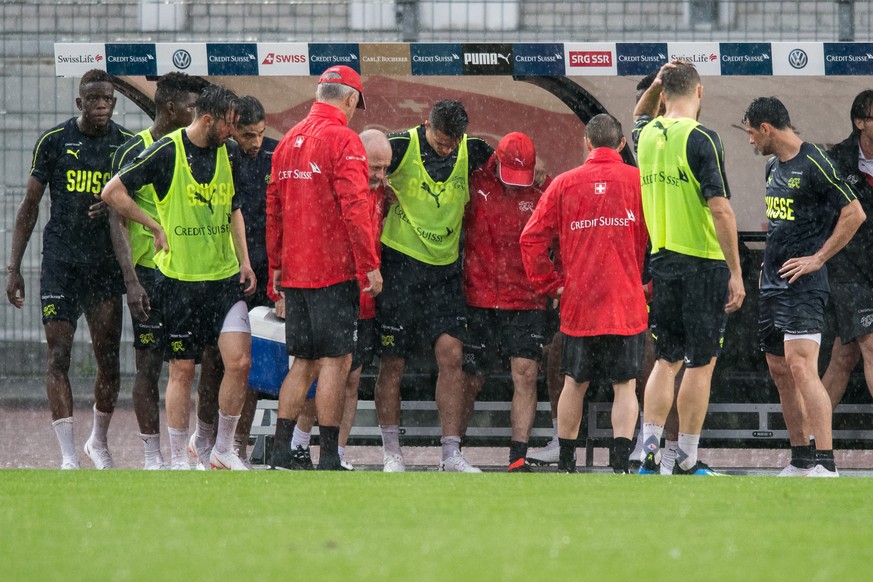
3, 377, 873, 475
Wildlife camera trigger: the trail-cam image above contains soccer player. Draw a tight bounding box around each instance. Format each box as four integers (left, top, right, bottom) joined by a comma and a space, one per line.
229, 95, 279, 467
376, 99, 494, 472
462, 132, 551, 472
633, 61, 745, 476
108, 72, 209, 469
743, 97, 865, 478
6, 69, 133, 469
266, 65, 381, 471
821, 90, 873, 409
102, 84, 256, 471
521, 114, 649, 474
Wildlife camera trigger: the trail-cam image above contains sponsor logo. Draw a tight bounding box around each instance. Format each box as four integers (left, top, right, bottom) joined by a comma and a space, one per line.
569, 51, 613, 67
626, 209, 636, 222
513, 43, 564, 75
208, 53, 257, 64
825, 52, 873, 62
721, 53, 770, 63
261, 52, 306, 65
310, 53, 358, 63
207, 44, 259, 75
569, 215, 636, 230
57, 54, 101, 64
594, 182, 606, 195
308, 43, 361, 75
670, 52, 717, 63
410, 44, 463, 75
66, 149, 80, 160
617, 52, 667, 62
422, 182, 446, 208
173, 49, 192, 69
294, 136, 304, 148
462, 43, 513, 75
477, 189, 489, 201
615, 43, 668, 75
107, 54, 154, 64
309, 161, 321, 174
788, 49, 808, 69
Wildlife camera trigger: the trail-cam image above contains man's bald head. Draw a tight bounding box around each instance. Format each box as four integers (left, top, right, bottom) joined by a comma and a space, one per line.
360, 129, 392, 189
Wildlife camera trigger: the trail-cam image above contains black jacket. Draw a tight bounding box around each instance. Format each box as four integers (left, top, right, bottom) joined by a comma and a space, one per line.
827, 134, 873, 284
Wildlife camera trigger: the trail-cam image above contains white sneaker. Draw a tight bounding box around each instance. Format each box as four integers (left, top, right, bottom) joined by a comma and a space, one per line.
526, 436, 559, 465
233, 445, 254, 470
61, 458, 79, 470
170, 460, 191, 470
383, 453, 406, 472
340, 459, 355, 471
805, 464, 839, 478
778, 464, 811, 477
439, 453, 482, 473
209, 448, 250, 471
84, 438, 115, 469
188, 434, 210, 470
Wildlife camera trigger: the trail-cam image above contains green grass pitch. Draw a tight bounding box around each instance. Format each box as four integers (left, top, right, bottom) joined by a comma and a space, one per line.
1, 471, 871, 581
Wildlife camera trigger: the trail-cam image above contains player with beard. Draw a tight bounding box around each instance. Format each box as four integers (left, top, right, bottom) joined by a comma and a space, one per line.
102, 85, 256, 470
743, 97, 864, 477
6, 69, 133, 469
108, 72, 211, 469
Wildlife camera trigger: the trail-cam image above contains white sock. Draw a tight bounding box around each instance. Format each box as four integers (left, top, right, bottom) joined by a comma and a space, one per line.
441, 435, 461, 461
642, 422, 664, 462
168, 427, 189, 467
233, 435, 247, 457
52, 417, 77, 464
337, 445, 345, 460
660, 439, 679, 475
90, 405, 112, 447
291, 426, 311, 450
677, 432, 701, 471
194, 418, 214, 452
214, 410, 240, 455
141, 433, 163, 466
631, 412, 645, 455
551, 417, 558, 440
381, 425, 402, 457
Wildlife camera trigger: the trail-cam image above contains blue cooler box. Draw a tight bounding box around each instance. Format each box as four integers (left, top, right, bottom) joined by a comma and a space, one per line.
248, 306, 293, 397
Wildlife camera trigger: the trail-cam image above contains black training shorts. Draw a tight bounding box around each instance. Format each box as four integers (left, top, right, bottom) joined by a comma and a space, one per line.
157, 272, 244, 360
758, 290, 827, 356
650, 264, 729, 367
376, 247, 467, 358
284, 280, 359, 360
462, 307, 546, 376
561, 332, 645, 384
352, 317, 377, 371
40, 256, 124, 328
830, 281, 873, 344
131, 265, 163, 351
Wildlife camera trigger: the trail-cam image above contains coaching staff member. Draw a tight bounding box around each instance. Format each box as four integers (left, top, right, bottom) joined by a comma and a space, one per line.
6, 69, 133, 470
266, 65, 381, 471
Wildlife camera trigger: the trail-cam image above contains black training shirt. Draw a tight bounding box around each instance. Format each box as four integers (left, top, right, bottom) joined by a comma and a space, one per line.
388, 125, 493, 181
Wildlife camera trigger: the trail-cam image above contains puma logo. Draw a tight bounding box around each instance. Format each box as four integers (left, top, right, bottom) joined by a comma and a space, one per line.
422, 182, 446, 208
477, 189, 489, 201
66, 149, 80, 159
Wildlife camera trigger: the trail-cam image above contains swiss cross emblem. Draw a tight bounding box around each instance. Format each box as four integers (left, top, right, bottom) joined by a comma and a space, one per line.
294, 136, 305, 148
594, 182, 607, 195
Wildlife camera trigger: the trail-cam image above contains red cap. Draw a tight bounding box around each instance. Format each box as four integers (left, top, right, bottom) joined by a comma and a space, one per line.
318, 65, 365, 110
497, 132, 536, 187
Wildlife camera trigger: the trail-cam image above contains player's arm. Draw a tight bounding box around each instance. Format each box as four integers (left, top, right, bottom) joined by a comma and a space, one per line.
707, 196, 745, 313
265, 160, 284, 299
5, 176, 47, 308
519, 183, 563, 298
633, 62, 673, 119
780, 201, 865, 284
335, 136, 382, 296
230, 208, 256, 295
101, 175, 166, 252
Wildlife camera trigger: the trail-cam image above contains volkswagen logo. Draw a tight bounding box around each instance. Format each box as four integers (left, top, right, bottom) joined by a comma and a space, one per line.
788, 49, 808, 69
172, 49, 191, 70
